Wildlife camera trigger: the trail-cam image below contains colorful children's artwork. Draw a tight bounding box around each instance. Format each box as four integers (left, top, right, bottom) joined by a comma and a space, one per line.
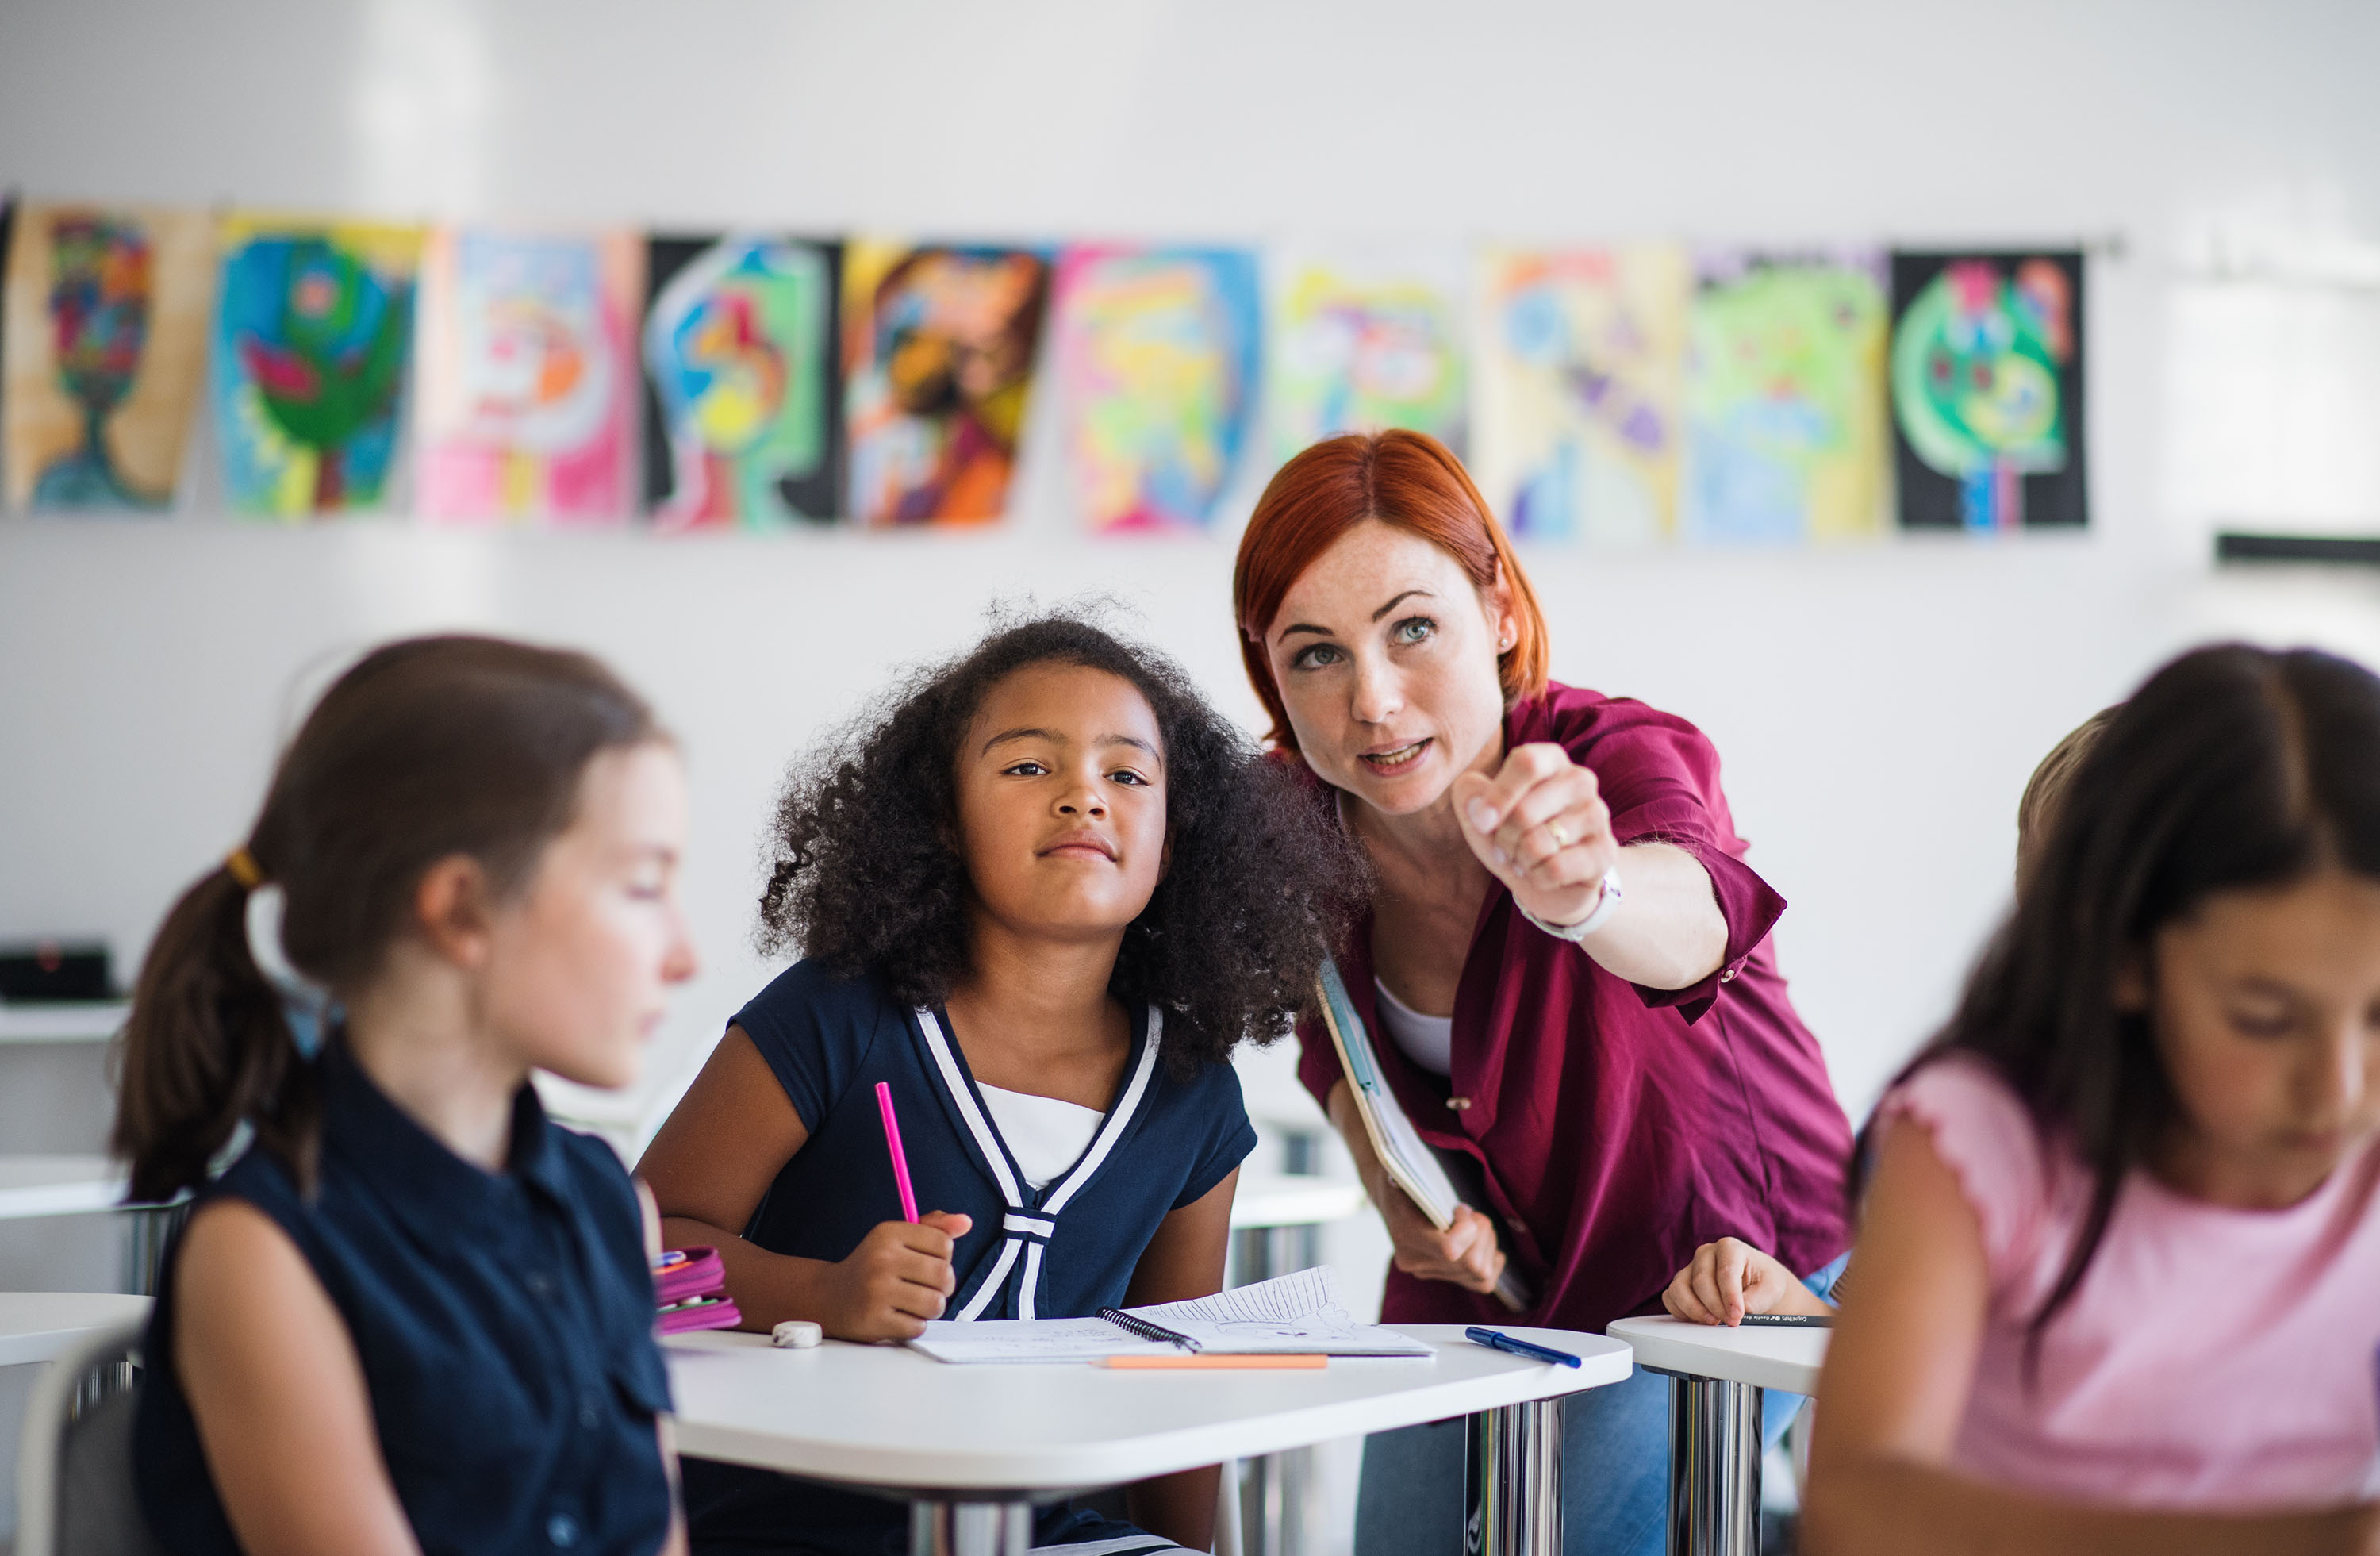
414, 229, 641, 525
1473, 246, 1691, 544
1890, 251, 2086, 531
642, 234, 841, 528
213, 215, 422, 519
1053, 246, 1261, 533
4, 205, 213, 512
1681, 250, 1892, 544
1268, 245, 1467, 460
843, 241, 1049, 528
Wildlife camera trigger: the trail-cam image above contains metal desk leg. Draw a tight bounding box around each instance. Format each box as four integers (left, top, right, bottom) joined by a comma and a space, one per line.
1666, 1377, 1760, 1556
1230, 1221, 1323, 1556
1463, 1397, 1563, 1555
910, 1499, 1032, 1556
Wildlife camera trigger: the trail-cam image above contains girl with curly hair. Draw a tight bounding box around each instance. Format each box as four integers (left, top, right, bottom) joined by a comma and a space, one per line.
639, 609, 1361, 1556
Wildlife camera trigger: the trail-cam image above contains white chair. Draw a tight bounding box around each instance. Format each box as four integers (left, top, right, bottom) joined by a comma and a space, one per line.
15, 1318, 160, 1556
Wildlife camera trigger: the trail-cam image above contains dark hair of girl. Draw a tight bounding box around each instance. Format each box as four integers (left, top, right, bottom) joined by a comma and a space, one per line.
758, 607, 1368, 1075
1858, 644, 2380, 1362
114, 636, 663, 1202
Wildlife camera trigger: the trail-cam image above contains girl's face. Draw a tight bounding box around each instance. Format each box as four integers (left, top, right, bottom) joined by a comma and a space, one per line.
2141, 866, 2380, 1208
953, 663, 1169, 947
1262, 520, 1515, 819
482, 742, 698, 1090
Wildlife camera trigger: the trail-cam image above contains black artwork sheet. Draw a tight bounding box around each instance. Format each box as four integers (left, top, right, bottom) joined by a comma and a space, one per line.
639, 233, 843, 525
1890, 250, 2086, 531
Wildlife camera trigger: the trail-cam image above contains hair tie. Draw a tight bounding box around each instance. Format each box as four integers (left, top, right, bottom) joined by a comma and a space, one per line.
224, 847, 263, 891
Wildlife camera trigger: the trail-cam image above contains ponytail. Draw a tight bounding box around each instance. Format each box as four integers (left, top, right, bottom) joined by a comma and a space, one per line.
110, 634, 662, 1204
114, 859, 321, 1202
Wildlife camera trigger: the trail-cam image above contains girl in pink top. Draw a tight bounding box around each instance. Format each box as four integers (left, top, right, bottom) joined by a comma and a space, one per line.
1806, 644, 2380, 1556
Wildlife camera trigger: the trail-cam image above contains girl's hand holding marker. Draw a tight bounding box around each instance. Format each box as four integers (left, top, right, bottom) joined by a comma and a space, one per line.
820, 1212, 973, 1343
1662, 1236, 1837, 1327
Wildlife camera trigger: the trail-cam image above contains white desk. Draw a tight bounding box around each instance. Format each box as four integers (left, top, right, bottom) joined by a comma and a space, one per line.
668, 1322, 1629, 1556
0, 1293, 152, 1368
1226, 1175, 1366, 1231
0, 1156, 127, 1222
0, 1156, 190, 1297
1607, 1316, 1830, 1556
1609, 1315, 1825, 1397
0, 1003, 127, 1046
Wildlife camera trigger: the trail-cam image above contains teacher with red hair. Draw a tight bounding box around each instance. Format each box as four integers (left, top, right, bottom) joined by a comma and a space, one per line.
1234, 431, 1852, 1556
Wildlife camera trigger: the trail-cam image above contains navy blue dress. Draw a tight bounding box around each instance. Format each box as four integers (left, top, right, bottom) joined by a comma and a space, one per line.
136, 1041, 675, 1556
682, 959, 1255, 1555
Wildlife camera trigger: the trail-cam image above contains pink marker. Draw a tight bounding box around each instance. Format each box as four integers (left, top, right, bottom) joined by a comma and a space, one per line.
874, 1081, 919, 1224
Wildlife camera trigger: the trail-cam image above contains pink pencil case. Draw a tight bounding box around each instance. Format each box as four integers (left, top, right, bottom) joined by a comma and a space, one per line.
653, 1246, 742, 1335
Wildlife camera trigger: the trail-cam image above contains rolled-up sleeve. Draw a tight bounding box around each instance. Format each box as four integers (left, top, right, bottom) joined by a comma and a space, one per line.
1590, 717, 1787, 1025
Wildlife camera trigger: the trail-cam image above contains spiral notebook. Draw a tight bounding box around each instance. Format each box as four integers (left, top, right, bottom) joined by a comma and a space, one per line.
907, 1266, 1434, 1364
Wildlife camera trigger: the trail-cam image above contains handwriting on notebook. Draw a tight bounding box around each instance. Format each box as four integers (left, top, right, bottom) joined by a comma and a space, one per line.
908, 1267, 1435, 1364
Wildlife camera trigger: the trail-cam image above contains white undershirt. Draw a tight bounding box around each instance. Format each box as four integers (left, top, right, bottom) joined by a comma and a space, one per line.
1372, 978, 1456, 1078
976, 1084, 1106, 1190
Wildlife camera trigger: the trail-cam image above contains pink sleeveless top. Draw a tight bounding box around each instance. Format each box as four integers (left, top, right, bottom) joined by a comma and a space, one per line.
1881, 1056, 2380, 1510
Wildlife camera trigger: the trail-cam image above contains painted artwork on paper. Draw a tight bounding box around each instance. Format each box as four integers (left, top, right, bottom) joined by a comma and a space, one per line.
1054, 246, 1261, 533
1891, 251, 2085, 531
1267, 245, 1466, 459
843, 241, 1048, 528
415, 229, 641, 525
1473, 245, 1691, 544
642, 234, 840, 528
4, 205, 213, 512
213, 215, 422, 518
1682, 250, 1892, 544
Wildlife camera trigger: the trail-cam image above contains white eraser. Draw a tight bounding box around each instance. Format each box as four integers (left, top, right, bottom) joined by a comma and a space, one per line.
771, 1320, 823, 1349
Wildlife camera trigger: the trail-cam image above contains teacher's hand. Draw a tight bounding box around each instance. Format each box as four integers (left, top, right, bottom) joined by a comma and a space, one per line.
1452, 743, 1619, 931
1379, 1181, 1507, 1295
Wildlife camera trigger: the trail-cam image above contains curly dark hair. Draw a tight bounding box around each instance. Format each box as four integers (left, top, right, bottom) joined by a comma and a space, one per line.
758, 607, 1368, 1074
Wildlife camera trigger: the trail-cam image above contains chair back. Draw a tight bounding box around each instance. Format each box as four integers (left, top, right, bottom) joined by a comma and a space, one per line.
15, 1319, 163, 1556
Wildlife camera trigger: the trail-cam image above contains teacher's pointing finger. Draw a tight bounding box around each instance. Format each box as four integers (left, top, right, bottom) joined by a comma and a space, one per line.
1453, 743, 1568, 847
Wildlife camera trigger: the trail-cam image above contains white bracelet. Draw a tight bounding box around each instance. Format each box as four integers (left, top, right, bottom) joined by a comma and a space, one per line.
1517, 866, 1623, 942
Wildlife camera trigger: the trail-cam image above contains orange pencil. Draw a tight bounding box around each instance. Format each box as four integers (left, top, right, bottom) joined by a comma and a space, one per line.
1099, 1354, 1328, 1370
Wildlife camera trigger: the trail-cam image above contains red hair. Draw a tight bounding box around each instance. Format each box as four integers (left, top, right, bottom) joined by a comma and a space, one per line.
1233, 430, 1550, 754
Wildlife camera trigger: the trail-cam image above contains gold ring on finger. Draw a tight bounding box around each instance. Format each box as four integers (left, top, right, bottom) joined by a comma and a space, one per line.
1547, 820, 1571, 847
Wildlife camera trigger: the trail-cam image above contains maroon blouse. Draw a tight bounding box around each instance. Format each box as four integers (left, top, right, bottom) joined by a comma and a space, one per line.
1294, 681, 1853, 1332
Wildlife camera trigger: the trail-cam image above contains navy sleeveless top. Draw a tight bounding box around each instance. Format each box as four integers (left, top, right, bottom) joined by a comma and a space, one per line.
135, 1042, 675, 1556
683, 959, 1254, 1553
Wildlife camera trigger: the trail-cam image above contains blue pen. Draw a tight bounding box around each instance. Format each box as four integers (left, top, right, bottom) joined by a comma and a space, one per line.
1465, 1326, 1581, 1368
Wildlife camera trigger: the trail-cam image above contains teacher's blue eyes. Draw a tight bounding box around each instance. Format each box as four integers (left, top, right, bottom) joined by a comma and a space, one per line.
1288, 618, 1438, 671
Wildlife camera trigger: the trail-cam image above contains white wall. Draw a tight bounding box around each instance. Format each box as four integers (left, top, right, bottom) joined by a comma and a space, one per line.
6, 0, 2379, 1155
6, 1, 2379, 1547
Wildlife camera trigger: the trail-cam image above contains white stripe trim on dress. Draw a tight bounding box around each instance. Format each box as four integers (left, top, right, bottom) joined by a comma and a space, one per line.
1040, 1008, 1163, 1216
915, 1008, 1023, 1204
954, 1236, 1022, 1323
916, 1002, 1164, 1322
1018, 1239, 1046, 1320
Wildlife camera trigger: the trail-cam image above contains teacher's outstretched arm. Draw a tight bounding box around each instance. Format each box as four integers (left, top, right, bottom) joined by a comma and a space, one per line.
1451, 741, 1727, 990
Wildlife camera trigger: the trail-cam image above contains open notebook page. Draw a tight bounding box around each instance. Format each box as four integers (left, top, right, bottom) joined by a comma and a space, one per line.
907, 1266, 1434, 1363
